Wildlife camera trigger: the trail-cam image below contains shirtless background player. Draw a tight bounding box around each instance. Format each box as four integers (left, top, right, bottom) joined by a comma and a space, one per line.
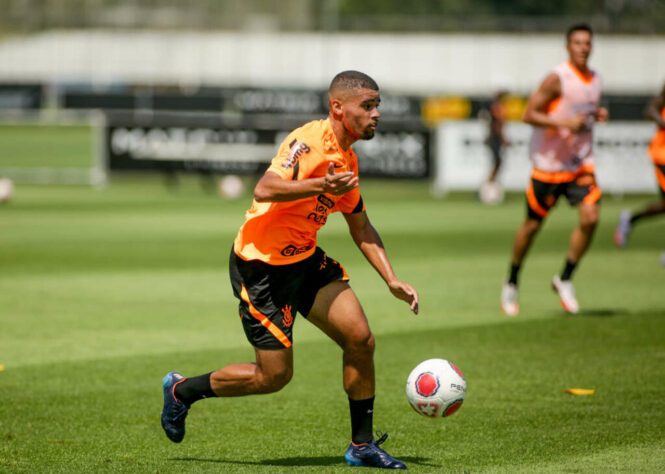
160, 71, 418, 470
501, 24, 608, 316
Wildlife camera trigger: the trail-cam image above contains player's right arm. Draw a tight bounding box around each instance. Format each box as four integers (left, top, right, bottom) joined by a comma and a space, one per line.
523, 73, 587, 131
644, 84, 665, 129
254, 163, 358, 202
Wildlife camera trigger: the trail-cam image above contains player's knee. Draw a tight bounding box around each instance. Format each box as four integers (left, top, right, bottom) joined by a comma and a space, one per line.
580, 208, 599, 229
524, 218, 542, 234
346, 331, 375, 358
257, 366, 293, 394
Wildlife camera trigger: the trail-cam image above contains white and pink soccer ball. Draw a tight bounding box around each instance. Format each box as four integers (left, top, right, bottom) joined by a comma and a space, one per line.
406, 358, 466, 418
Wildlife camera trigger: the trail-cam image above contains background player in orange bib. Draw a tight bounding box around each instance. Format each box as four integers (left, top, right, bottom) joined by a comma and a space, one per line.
160, 71, 418, 470
614, 83, 665, 254
501, 24, 608, 316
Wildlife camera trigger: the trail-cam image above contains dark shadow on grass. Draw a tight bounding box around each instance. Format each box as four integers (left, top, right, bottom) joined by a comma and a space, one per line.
170, 455, 436, 468
576, 308, 623, 317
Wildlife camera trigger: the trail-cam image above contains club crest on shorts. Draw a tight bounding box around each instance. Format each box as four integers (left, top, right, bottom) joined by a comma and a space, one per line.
281, 305, 293, 327
415, 372, 440, 397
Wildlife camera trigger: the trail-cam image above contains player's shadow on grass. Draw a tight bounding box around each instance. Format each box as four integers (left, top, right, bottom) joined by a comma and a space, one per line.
576, 308, 623, 317
171, 455, 435, 468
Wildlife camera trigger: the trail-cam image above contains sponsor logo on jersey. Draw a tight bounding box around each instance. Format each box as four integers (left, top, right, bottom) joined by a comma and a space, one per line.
317, 194, 334, 209
282, 139, 311, 170
280, 244, 313, 257
307, 194, 335, 225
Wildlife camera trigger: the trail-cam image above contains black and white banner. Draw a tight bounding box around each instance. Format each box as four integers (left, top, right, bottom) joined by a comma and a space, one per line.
105, 111, 431, 179
433, 120, 659, 195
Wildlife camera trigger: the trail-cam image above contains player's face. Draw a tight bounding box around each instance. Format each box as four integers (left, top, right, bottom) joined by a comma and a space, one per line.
567, 30, 592, 70
342, 89, 381, 140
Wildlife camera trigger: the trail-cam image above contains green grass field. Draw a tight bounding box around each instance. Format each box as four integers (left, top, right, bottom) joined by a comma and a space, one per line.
0, 124, 94, 169
1, 177, 664, 473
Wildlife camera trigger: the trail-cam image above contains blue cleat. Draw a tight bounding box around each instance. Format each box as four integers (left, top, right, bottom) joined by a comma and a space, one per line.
161, 372, 189, 443
345, 432, 406, 469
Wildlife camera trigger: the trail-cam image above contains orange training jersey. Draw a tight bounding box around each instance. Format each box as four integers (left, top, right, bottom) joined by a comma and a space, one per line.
648, 106, 665, 165
529, 61, 602, 174
233, 118, 365, 265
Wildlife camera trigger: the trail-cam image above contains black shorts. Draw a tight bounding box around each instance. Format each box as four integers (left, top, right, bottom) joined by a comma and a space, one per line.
655, 164, 665, 197
229, 246, 349, 350
526, 172, 602, 221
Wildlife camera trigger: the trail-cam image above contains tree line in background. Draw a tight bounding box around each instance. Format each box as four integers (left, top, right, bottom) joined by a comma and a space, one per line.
0, 0, 663, 33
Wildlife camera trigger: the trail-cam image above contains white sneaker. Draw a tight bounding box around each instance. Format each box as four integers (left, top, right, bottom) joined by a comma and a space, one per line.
614, 210, 632, 248
552, 275, 579, 314
501, 282, 519, 316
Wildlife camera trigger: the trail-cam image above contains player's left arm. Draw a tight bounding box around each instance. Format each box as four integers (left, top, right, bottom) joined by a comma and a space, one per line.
343, 210, 419, 314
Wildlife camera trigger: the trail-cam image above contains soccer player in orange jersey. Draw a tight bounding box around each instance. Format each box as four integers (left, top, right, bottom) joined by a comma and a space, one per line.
161, 71, 418, 469
500, 24, 609, 316
614, 83, 665, 253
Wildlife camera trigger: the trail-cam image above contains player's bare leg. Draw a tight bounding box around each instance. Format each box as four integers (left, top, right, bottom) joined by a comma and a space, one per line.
567, 203, 599, 263
307, 280, 405, 470
209, 347, 293, 396
307, 280, 375, 400
161, 347, 293, 443
511, 217, 543, 266
501, 218, 542, 315
616, 198, 665, 248
552, 202, 599, 314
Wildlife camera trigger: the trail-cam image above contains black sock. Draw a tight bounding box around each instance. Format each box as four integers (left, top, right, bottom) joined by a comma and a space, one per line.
560, 259, 577, 281
349, 396, 374, 445
174, 372, 216, 406
508, 264, 520, 285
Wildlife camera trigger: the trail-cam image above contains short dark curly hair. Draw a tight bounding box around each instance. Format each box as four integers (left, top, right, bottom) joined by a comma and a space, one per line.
329, 71, 379, 94
566, 23, 593, 41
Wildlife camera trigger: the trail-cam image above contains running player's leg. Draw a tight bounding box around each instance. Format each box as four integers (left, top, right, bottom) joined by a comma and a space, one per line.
553, 179, 600, 314
551, 202, 597, 314
307, 280, 374, 401
501, 217, 541, 316
501, 180, 552, 315
510, 217, 543, 270
567, 202, 599, 266
209, 347, 293, 396
616, 165, 665, 247
631, 197, 665, 223
510, 180, 554, 278
307, 280, 405, 469
619, 165, 665, 241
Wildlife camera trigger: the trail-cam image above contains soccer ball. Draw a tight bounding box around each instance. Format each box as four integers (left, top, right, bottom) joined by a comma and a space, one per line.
479, 181, 504, 205
218, 175, 244, 199
0, 178, 14, 203
406, 358, 466, 418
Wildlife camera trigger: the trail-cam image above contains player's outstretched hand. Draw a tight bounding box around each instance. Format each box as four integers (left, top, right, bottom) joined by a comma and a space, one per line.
388, 280, 419, 315
323, 162, 358, 195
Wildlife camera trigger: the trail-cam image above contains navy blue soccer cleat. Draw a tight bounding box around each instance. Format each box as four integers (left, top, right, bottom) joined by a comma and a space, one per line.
344, 432, 406, 469
161, 371, 190, 443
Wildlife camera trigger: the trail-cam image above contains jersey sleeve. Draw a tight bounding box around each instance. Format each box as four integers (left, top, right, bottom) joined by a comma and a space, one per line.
266, 132, 325, 181
336, 187, 365, 214
336, 149, 364, 214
